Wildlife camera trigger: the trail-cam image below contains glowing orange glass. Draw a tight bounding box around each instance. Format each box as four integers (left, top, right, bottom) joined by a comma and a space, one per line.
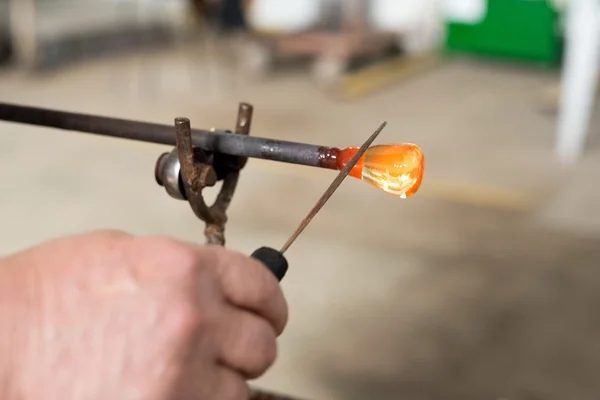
336, 144, 424, 198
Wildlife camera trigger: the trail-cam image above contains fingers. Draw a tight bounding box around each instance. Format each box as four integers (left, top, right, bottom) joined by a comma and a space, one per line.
175, 365, 249, 400
216, 306, 278, 379
119, 237, 287, 336
211, 367, 250, 400
207, 246, 289, 335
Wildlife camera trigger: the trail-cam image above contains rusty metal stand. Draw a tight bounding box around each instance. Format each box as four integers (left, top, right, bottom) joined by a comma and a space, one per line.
160, 102, 252, 246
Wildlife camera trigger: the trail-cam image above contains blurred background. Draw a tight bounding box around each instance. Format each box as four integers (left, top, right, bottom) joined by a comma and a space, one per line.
1, 0, 600, 399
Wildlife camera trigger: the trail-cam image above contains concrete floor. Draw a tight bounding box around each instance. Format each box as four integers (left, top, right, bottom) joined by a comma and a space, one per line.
1, 44, 600, 399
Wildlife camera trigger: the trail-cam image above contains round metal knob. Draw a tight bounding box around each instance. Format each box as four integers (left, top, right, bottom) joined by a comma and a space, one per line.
155, 150, 186, 200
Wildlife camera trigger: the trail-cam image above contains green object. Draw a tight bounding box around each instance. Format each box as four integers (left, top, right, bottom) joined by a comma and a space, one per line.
445, 0, 563, 65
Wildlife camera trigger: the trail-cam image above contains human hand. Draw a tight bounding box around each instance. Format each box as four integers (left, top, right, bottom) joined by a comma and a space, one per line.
0, 230, 287, 400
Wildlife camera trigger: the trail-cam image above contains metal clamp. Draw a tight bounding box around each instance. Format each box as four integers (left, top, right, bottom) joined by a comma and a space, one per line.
155, 103, 254, 246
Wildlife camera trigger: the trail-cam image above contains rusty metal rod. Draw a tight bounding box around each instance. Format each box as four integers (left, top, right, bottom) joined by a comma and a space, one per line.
0, 102, 339, 170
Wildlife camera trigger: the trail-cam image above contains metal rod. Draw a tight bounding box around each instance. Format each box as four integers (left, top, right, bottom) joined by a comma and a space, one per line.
0, 102, 339, 170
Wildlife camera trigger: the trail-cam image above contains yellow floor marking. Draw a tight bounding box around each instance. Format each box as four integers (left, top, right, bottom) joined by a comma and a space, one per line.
247, 159, 538, 212
420, 178, 537, 212
339, 52, 441, 99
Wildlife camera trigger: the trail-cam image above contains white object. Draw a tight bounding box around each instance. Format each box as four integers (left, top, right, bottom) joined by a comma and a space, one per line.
441, 0, 486, 24
555, 0, 600, 163
369, 0, 443, 53
369, 0, 429, 31
247, 0, 322, 33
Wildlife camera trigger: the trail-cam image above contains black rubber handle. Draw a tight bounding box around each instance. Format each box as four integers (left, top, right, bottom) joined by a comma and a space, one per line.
251, 247, 288, 281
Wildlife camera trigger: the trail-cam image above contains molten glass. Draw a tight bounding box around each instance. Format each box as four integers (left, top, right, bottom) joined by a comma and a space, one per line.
336, 144, 425, 198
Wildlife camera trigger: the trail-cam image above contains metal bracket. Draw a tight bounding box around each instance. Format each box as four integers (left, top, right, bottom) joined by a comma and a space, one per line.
156, 103, 253, 246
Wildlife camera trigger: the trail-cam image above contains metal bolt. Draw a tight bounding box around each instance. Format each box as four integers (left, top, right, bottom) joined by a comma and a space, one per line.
156, 150, 187, 201
198, 165, 218, 188
155, 152, 169, 186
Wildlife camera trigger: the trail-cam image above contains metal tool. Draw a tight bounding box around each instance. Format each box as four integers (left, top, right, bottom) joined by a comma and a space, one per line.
251, 121, 387, 281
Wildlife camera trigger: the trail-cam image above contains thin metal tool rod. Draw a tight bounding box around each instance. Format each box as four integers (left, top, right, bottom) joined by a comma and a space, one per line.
0, 102, 339, 170
280, 121, 388, 254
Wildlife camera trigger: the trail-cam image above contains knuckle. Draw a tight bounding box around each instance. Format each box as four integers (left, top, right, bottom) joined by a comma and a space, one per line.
249, 344, 277, 378
239, 321, 278, 378
172, 252, 203, 278
83, 229, 131, 243
227, 260, 280, 306
137, 236, 204, 276
165, 298, 203, 339
254, 273, 280, 306
142, 236, 189, 254
258, 334, 278, 374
